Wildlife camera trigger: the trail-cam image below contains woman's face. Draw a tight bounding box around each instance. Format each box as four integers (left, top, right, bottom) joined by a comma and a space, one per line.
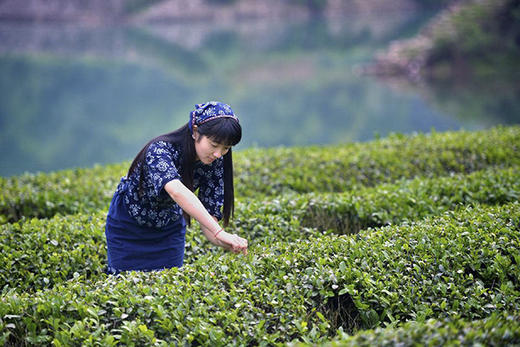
194, 133, 231, 165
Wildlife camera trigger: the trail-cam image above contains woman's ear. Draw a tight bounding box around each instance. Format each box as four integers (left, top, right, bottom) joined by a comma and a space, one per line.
192, 125, 199, 140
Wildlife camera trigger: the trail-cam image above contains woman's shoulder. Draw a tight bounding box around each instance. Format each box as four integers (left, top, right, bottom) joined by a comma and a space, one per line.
148, 140, 182, 158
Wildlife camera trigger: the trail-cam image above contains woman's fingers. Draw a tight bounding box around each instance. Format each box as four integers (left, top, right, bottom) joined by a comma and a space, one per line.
230, 235, 248, 254
234, 235, 248, 253
217, 231, 248, 254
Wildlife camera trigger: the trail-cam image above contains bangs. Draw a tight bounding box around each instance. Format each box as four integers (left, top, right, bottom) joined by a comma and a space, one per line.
199, 118, 242, 146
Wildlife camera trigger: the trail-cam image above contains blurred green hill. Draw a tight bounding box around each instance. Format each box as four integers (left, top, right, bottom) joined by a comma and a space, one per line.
0, 0, 448, 23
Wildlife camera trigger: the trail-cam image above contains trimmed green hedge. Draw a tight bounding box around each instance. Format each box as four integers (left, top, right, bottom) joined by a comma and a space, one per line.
299, 165, 520, 234
2, 165, 518, 294
1, 202, 519, 345
235, 125, 520, 197
0, 163, 125, 224
1, 127, 519, 346
227, 165, 520, 244
1, 126, 519, 223
306, 313, 520, 346
3, 166, 518, 294
0, 212, 107, 294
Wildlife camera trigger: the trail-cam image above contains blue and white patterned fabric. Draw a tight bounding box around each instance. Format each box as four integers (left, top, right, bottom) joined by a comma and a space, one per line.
118, 140, 224, 228
105, 190, 186, 272
188, 101, 239, 133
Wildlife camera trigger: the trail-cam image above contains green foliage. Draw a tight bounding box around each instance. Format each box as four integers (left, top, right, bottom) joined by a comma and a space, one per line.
310, 313, 520, 346
428, 0, 520, 80
1, 127, 519, 345
235, 125, 520, 197
299, 165, 519, 234
0, 211, 107, 294
186, 164, 520, 263
432, 0, 497, 58
1, 203, 519, 345
2, 165, 518, 294
0, 163, 126, 224
2, 125, 518, 224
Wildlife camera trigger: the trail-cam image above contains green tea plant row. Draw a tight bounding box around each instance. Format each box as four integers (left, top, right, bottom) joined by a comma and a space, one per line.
1, 126, 519, 223
0, 212, 107, 294
1, 202, 519, 346
228, 165, 520, 241
0, 162, 125, 224
2, 166, 518, 294
235, 125, 520, 197
305, 312, 520, 347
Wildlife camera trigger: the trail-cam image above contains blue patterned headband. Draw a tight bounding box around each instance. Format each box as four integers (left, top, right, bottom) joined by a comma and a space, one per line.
189, 101, 239, 133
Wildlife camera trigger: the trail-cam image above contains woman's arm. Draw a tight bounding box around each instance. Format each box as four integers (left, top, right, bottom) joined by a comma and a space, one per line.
200, 216, 233, 250
164, 179, 247, 254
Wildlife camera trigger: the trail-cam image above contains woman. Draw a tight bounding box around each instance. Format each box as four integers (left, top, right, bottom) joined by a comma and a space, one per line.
105, 101, 248, 274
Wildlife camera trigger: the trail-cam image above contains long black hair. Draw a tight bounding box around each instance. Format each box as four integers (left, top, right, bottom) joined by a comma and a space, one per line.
127, 117, 242, 226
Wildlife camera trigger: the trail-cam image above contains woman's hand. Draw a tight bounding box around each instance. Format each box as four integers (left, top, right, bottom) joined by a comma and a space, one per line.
165, 180, 247, 254
216, 230, 248, 255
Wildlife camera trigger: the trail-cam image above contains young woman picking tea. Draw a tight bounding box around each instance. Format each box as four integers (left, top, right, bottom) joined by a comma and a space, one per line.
105, 101, 248, 274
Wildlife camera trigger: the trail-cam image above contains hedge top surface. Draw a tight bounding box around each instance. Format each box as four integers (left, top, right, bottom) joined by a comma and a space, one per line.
1, 126, 519, 223
2, 202, 519, 346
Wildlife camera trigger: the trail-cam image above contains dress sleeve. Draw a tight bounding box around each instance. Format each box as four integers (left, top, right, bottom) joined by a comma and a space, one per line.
196, 158, 224, 220
145, 141, 182, 197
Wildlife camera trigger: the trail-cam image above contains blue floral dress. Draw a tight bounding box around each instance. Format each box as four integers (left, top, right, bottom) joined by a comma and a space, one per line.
105, 141, 224, 273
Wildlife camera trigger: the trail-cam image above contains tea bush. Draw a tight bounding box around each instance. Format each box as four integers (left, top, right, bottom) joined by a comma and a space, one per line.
298, 165, 520, 234
3, 166, 518, 294
0, 211, 107, 294
1, 126, 518, 223
306, 312, 520, 346
1, 127, 519, 346
189, 164, 520, 257
228, 165, 520, 241
1, 202, 519, 346
234, 125, 520, 197
0, 163, 125, 224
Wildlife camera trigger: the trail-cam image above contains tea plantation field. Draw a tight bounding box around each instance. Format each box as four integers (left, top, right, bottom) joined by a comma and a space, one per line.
1, 126, 519, 346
